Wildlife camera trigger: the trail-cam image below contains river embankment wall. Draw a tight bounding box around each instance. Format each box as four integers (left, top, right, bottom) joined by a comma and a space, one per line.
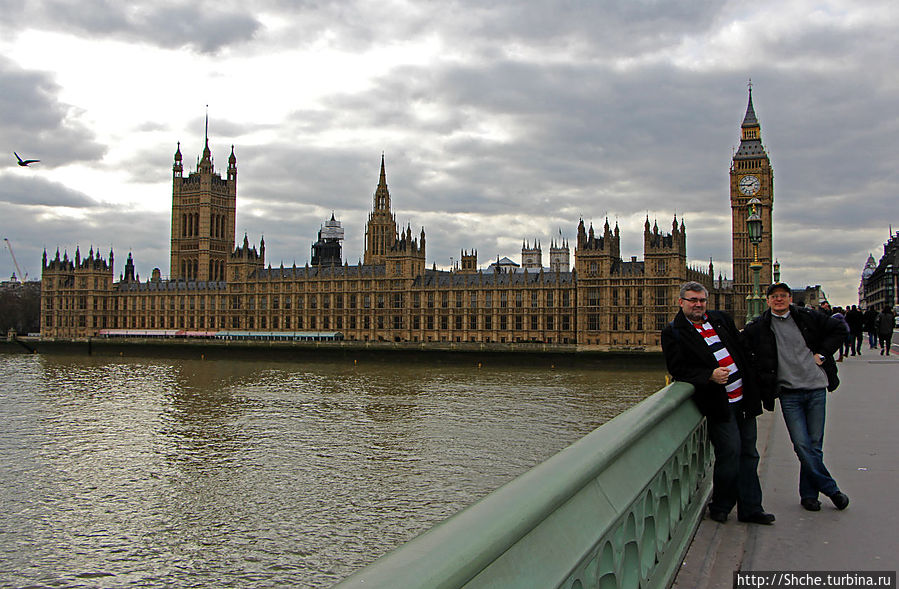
2, 337, 663, 367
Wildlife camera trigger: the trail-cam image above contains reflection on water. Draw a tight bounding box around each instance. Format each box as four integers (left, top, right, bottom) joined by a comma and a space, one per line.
0, 353, 665, 587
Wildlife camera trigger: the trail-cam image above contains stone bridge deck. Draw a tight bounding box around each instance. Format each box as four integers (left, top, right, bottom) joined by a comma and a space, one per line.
674, 348, 899, 588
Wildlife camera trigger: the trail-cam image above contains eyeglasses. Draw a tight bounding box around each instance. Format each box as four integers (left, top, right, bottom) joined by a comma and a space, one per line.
681, 297, 707, 304
768, 294, 790, 300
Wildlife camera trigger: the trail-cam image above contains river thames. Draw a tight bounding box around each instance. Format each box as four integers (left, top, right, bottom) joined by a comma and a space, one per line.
0, 352, 665, 588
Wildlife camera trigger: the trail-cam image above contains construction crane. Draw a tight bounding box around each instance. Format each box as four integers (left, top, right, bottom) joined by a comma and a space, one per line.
3, 238, 28, 281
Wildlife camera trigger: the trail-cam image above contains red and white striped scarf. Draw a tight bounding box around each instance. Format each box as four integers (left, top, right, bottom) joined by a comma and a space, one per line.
692, 318, 743, 403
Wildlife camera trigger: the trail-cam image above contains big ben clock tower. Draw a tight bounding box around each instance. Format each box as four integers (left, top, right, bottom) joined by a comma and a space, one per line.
730, 84, 773, 326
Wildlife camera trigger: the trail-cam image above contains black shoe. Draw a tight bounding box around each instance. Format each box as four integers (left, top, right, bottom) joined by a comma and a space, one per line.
709, 510, 728, 523
738, 512, 776, 525
829, 492, 850, 510
801, 498, 821, 511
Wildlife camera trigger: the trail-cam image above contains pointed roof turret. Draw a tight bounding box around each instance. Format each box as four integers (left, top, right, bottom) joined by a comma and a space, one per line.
742, 85, 758, 128
199, 107, 213, 172
735, 82, 767, 160
373, 152, 391, 211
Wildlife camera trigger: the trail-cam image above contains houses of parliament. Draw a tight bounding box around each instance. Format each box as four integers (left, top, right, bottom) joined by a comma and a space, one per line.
40, 91, 773, 350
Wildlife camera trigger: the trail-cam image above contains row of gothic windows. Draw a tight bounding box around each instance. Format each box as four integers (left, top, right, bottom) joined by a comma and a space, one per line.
181, 213, 228, 238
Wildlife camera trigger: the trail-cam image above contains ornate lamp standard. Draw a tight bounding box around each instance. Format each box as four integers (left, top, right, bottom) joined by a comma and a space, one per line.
746, 197, 765, 322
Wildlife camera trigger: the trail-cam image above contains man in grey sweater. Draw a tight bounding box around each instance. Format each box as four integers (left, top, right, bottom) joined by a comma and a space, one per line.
743, 283, 850, 512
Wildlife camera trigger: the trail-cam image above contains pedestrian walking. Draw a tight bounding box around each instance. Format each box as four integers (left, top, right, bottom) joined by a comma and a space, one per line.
845, 305, 864, 356
831, 308, 850, 361
864, 306, 880, 350
876, 305, 896, 356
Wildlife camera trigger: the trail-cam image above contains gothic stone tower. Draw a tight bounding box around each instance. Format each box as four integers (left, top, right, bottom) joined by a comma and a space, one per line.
549, 236, 570, 273
574, 218, 620, 339
521, 240, 542, 270
170, 120, 237, 282
730, 86, 773, 324
364, 154, 398, 266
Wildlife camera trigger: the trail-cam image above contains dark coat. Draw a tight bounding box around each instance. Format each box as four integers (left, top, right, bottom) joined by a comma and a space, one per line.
743, 305, 847, 411
876, 309, 896, 335
661, 309, 762, 423
845, 307, 864, 335
864, 307, 880, 333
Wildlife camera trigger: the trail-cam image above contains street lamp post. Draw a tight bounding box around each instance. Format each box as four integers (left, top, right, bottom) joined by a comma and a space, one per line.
746, 197, 764, 323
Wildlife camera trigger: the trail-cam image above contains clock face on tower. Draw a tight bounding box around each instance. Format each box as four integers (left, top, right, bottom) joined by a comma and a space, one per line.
739, 175, 761, 196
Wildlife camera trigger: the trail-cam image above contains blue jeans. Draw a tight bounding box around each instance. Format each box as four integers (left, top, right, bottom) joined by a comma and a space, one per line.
707, 401, 764, 517
779, 388, 840, 500
869, 331, 878, 348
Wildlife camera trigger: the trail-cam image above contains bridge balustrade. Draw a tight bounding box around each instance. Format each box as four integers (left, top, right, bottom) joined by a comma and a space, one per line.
335, 381, 711, 589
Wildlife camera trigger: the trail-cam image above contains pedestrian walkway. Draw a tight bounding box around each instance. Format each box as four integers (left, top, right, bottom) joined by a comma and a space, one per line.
673, 344, 899, 588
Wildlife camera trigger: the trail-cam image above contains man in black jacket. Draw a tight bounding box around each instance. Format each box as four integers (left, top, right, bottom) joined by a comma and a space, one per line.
845, 304, 864, 356
743, 283, 850, 512
864, 306, 880, 350
661, 281, 774, 525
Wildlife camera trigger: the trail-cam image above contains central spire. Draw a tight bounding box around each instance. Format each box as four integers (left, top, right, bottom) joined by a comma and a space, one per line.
200, 105, 212, 171
374, 152, 390, 211
364, 153, 398, 265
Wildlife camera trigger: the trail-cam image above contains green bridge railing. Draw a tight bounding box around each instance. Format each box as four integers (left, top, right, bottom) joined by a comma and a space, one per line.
335, 382, 711, 589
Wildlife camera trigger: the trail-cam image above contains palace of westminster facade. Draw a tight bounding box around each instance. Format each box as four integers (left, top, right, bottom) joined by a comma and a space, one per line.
40, 91, 773, 350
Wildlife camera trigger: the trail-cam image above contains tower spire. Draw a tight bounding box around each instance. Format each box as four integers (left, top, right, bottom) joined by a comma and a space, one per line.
742, 82, 758, 128
374, 152, 390, 211
200, 105, 212, 171
364, 152, 397, 264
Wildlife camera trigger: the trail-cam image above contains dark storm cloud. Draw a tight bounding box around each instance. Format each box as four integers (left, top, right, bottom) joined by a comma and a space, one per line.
455, 0, 723, 57
311, 59, 738, 226
0, 175, 99, 208
0, 58, 106, 166
0, 0, 260, 54
1, 201, 169, 282
262, 0, 726, 57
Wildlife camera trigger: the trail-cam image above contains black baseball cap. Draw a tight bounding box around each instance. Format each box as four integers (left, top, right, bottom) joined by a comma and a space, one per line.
766, 282, 791, 296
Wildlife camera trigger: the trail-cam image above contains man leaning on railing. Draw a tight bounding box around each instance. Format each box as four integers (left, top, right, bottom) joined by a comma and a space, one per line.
661, 281, 775, 525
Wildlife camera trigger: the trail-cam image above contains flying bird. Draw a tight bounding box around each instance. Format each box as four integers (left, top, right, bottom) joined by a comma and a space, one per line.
14, 152, 39, 166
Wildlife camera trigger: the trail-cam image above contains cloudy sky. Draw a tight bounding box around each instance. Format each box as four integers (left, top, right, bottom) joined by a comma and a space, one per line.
2, 0, 897, 305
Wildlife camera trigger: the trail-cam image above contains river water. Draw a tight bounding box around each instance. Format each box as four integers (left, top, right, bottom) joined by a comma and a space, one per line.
0, 352, 665, 588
